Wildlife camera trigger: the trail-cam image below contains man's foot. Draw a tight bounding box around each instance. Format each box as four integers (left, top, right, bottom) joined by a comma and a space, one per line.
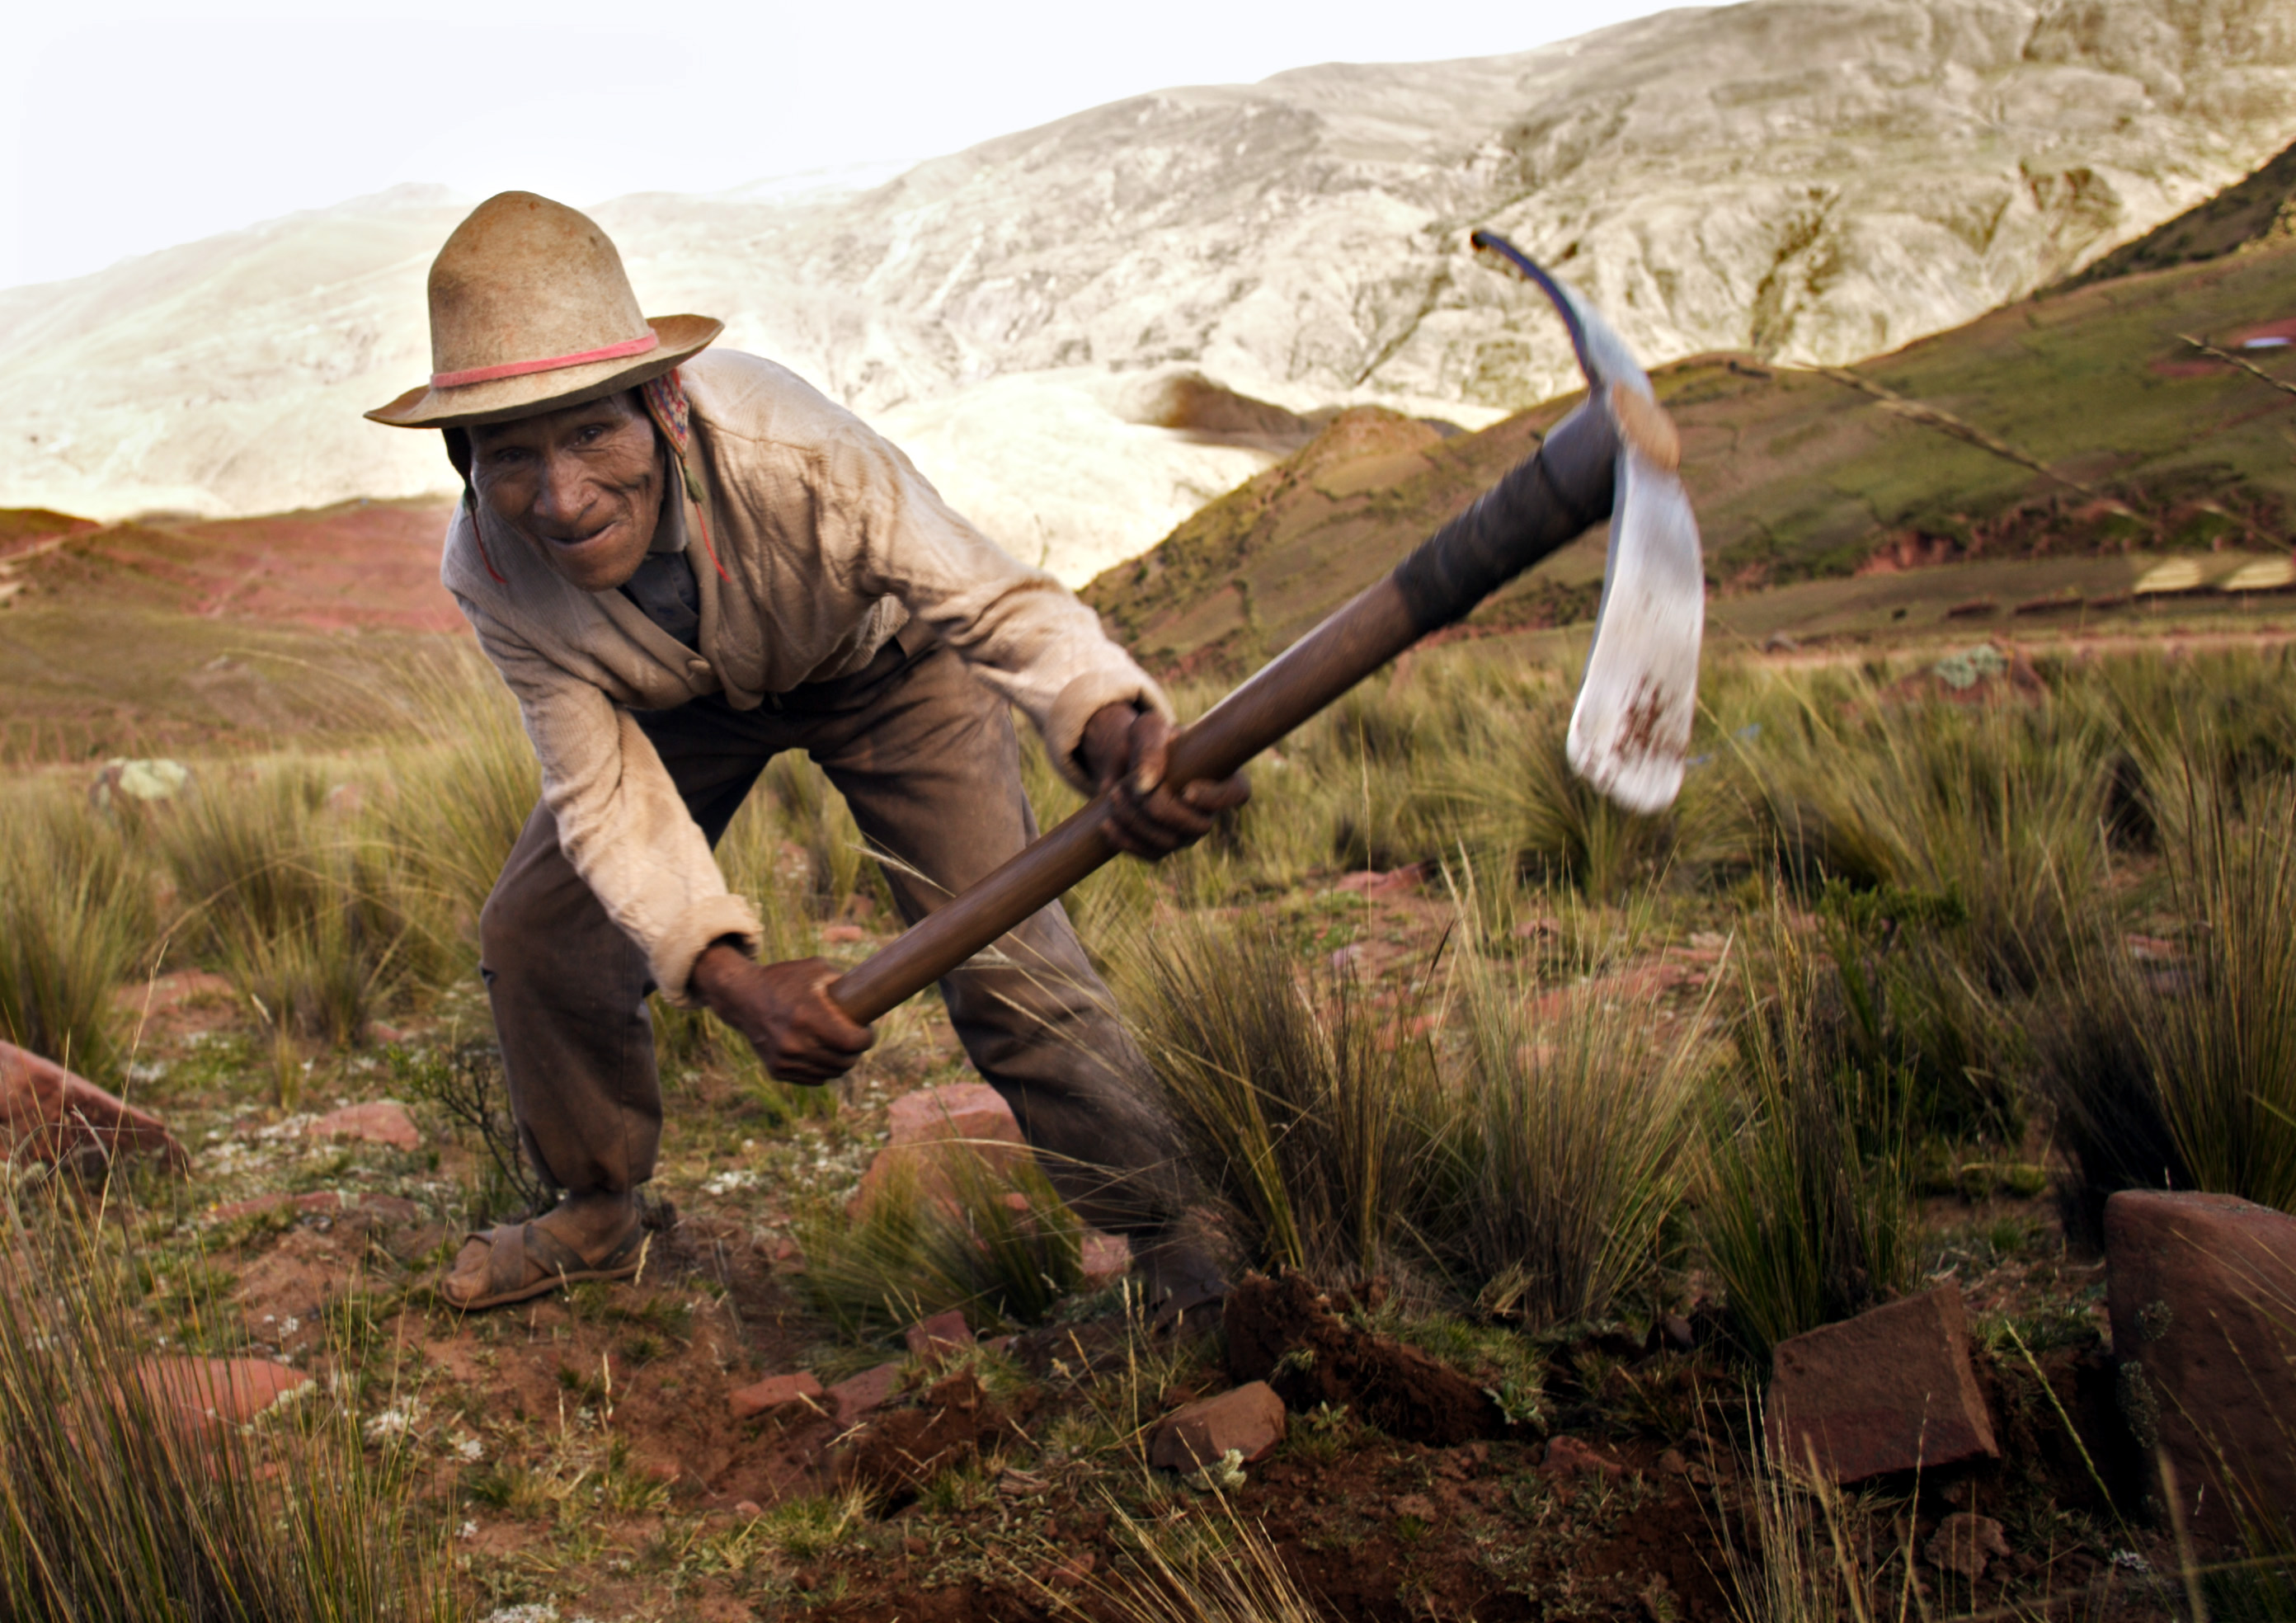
1133, 1234, 1231, 1336
440, 1193, 646, 1311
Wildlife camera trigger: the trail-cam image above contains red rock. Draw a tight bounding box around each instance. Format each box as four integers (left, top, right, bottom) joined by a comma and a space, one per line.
733, 1499, 764, 1517
1927, 1512, 2009, 1578
1149, 1381, 1287, 1471
111, 969, 234, 1016
827, 1362, 903, 1423
821, 923, 869, 944
1765, 1282, 1997, 1484
1541, 1435, 1626, 1479
0, 1041, 186, 1169
1080, 1228, 1131, 1287
136, 1357, 311, 1432
308, 1099, 419, 1152
851, 1084, 1028, 1217
906, 1309, 973, 1362
2105, 1189, 2296, 1541
1334, 863, 1427, 896
728, 1371, 825, 1422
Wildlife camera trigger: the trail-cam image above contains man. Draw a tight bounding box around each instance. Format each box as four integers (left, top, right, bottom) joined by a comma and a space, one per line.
366, 191, 1244, 1314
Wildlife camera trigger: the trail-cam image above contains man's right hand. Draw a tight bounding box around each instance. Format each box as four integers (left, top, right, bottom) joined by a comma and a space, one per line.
690, 943, 874, 1084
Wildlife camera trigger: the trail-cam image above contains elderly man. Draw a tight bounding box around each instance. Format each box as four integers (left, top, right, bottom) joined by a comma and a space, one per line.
368, 192, 1243, 1314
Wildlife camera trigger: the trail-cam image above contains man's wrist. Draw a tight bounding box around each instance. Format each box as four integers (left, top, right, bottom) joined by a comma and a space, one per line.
690, 938, 752, 1004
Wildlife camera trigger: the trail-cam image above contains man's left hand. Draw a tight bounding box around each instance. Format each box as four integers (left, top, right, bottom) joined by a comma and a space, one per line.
1080, 703, 1251, 859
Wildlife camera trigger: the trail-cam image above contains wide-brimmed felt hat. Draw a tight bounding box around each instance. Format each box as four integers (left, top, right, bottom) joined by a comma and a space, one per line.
366, 191, 721, 430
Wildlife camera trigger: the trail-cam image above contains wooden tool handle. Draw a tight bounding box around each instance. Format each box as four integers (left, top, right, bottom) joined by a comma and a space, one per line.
826, 400, 1621, 1025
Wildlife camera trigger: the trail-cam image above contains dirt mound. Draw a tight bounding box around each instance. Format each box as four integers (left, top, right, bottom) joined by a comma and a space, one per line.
1225, 1270, 1503, 1446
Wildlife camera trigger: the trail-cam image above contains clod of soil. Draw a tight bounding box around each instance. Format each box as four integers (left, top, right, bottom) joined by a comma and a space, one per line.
1224, 1269, 1503, 1444
835, 1371, 1028, 1503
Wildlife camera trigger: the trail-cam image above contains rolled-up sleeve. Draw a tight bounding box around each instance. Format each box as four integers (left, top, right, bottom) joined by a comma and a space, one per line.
463, 601, 760, 1004
826, 430, 1172, 789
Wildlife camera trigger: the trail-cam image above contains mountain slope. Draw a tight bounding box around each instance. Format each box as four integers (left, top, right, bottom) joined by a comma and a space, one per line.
2058, 136, 2296, 287
1084, 230, 2296, 673
2, 0, 2292, 584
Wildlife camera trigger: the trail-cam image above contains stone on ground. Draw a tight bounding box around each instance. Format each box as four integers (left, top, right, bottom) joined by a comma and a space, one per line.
851, 1084, 1028, 1217
1080, 1228, 1130, 1287
1927, 1512, 2010, 1578
1150, 1381, 1287, 1471
307, 1099, 420, 1152
828, 1362, 904, 1423
906, 1309, 973, 1362
0, 1040, 186, 1168
728, 1371, 826, 1423
2105, 1188, 2296, 1541
1765, 1281, 1997, 1484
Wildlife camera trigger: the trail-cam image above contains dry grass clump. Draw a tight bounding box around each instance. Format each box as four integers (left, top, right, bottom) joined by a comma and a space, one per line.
1125, 914, 1441, 1285
1123, 899, 1707, 1327
0, 791, 157, 1084
1699, 908, 1914, 1361
797, 1150, 1085, 1342
1048, 1494, 1333, 1623
2041, 766, 2296, 1231
0, 1179, 458, 1622
1431, 873, 1710, 1327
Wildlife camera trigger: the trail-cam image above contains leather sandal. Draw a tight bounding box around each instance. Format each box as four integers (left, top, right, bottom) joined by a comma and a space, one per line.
440, 1220, 649, 1311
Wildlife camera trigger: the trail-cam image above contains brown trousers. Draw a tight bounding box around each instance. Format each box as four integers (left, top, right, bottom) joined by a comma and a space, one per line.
477, 636, 1190, 1238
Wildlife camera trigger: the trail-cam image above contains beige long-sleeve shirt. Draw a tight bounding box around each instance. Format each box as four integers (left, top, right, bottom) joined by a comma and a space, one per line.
442, 348, 1169, 1002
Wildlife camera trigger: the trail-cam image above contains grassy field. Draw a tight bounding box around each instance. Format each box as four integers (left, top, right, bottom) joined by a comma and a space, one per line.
5, 625, 2296, 1620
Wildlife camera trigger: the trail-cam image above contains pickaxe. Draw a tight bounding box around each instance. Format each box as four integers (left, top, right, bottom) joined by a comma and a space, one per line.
827, 232, 1706, 1023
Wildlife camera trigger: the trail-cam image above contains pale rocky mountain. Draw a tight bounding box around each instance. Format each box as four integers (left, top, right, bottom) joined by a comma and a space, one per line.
2, 0, 2292, 583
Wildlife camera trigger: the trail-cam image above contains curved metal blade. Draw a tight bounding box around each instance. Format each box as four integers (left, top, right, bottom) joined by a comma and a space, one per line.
1472, 229, 1704, 812
1566, 448, 1704, 813
1468, 230, 1652, 401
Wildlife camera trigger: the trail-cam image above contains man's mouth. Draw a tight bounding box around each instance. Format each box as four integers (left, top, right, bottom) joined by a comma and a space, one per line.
541, 518, 619, 549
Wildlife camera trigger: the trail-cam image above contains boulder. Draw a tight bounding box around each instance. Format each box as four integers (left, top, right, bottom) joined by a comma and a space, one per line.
850, 1083, 1028, 1218
0, 1040, 186, 1169
307, 1099, 420, 1153
1766, 1282, 1997, 1484
2105, 1189, 2296, 1541
1150, 1381, 1287, 1472
727, 1371, 825, 1423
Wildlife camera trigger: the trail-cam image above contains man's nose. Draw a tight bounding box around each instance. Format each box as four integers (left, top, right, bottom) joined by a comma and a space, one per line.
533, 452, 595, 528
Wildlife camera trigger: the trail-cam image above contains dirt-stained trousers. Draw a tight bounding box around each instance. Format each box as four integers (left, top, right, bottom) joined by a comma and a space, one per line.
475, 633, 1192, 1241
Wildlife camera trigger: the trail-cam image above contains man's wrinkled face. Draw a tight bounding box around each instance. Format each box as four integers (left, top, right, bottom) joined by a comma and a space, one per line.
468, 391, 665, 592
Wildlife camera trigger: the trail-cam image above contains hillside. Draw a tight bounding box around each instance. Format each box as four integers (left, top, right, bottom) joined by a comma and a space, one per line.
2, 0, 2293, 584
2059, 135, 2296, 288
1084, 228, 2296, 673
0, 496, 461, 764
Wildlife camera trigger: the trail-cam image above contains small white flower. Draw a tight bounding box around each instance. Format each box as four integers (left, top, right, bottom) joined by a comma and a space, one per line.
459, 1519, 478, 1541
453, 1433, 483, 1462
279, 1316, 299, 1335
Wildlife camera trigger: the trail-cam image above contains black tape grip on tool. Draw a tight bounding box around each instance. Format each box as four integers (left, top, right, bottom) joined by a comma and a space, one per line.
1390, 401, 1619, 634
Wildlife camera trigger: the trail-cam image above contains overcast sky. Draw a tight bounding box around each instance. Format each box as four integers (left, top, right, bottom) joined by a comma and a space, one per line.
3, 0, 1685, 291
